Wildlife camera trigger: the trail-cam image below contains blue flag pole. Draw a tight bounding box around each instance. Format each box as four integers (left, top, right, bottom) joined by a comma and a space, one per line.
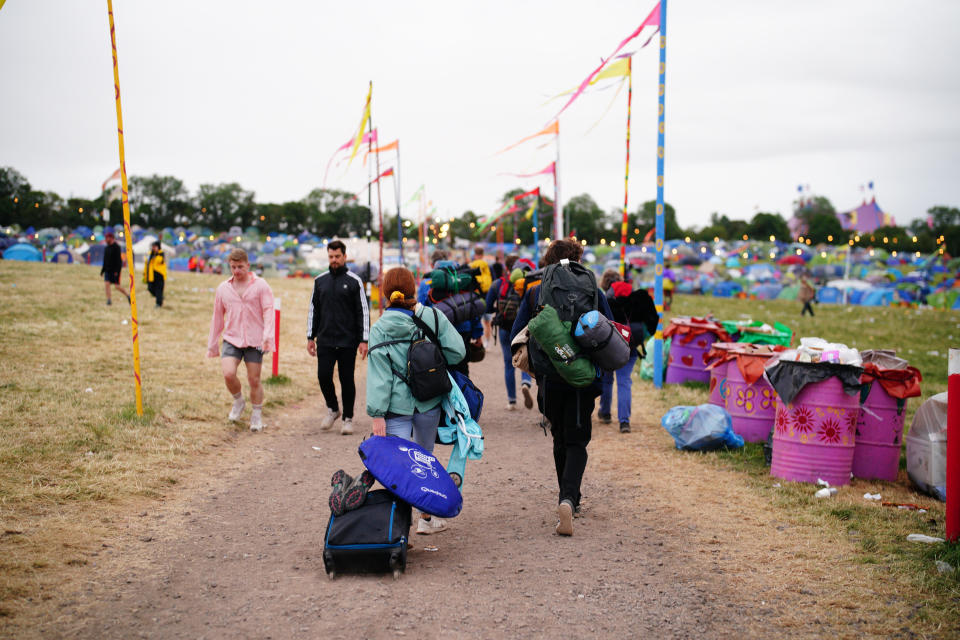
653, 0, 668, 389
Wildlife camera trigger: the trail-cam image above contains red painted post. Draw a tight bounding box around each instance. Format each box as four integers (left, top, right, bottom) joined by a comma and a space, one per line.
272, 298, 281, 378
947, 349, 960, 541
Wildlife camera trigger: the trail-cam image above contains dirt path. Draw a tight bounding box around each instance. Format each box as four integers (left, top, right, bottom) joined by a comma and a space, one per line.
24, 350, 900, 639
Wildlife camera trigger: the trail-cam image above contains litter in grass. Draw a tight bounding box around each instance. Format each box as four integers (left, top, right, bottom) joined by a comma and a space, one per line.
814, 487, 838, 498
311, 446, 322, 451
935, 560, 954, 574
863, 493, 882, 501
906, 534, 944, 544
84, 388, 93, 393
817, 478, 830, 488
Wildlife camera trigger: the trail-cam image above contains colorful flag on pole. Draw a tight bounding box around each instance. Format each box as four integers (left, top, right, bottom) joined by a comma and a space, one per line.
500, 162, 556, 179
405, 184, 425, 206
348, 83, 372, 165
364, 139, 398, 164
545, 57, 631, 102
496, 121, 558, 155
551, 2, 659, 122
101, 168, 121, 192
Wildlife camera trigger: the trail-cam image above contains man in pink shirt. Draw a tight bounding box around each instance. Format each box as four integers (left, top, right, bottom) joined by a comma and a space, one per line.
207, 249, 275, 432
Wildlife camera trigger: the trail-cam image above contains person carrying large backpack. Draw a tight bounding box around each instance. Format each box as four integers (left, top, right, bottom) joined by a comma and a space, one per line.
417, 249, 484, 376
486, 255, 535, 410
597, 269, 659, 433
510, 239, 614, 537
368, 266, 466, 535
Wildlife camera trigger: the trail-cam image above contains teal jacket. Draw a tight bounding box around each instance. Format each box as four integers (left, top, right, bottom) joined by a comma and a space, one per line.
366, 305, 467, 418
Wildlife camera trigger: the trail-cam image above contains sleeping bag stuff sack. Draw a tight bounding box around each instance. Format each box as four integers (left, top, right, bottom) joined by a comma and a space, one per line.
527, 304, 597, 388
573, 309, 631, 371
433, 291, 485, 326
468, 259, 493, 294
429, 267, 476, 294
358, 436, 463, 518
323, 489, 411, 579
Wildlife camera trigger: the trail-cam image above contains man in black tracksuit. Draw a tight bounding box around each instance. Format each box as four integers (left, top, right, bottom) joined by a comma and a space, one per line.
306, 240, 369, 435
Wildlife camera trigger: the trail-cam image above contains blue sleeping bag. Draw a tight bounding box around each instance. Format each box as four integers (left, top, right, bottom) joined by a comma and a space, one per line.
358, 436, 463, 518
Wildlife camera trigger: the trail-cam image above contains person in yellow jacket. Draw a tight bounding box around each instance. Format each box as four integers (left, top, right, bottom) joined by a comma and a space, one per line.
144, 241, 167, 307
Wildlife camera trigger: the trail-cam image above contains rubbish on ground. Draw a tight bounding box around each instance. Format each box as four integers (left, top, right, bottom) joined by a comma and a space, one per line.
423, 546, 439, 552
311, 446, 322, 451
935, 560, 954, 574
814, 487, 838, 498
817, 478, 830, 487
882, 501, 927, 513
772, 483, 781, 488
863, 493, 882, 501
906, 534, 944, 544
84, 388, 93, 393
660, 404, 744, 451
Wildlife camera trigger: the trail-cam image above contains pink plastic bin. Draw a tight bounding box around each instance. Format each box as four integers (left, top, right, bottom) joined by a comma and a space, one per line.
851, 381, 906, 482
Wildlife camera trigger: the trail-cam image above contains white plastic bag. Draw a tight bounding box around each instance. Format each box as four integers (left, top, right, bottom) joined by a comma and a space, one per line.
905, 392, 948, 500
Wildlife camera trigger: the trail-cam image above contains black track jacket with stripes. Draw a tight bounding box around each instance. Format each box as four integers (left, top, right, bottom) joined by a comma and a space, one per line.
307, 266, 370, 347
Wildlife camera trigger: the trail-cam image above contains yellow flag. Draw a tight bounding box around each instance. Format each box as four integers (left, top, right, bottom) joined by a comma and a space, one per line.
0, 1, 6, 11
544, 57, 631, 103
348, 82, 372, 165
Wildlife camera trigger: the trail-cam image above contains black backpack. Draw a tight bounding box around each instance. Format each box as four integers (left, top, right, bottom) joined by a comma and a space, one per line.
492, 280, 521, 329
528, 260, 599, 378
369, 309, 452, 402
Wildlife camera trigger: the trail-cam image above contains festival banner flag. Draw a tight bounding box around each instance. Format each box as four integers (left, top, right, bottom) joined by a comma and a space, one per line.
500, 162, 555, 179
0, 1, 6, 12
551, 2, 659, 122
357, 167, 394, 194
405, 184, 425, 206
364, 139, 398, 164
495, 121, 558, 155
101, 167, 121, 192
545, 57, 631, 102
348, 83, 372, 165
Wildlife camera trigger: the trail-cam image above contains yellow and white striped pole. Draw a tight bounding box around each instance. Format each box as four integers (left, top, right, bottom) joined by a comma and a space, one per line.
107, 0, 144, 416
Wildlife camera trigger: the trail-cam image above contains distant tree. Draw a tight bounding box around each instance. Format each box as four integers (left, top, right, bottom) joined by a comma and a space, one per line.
564, 194, 606, 244
634, 200, 682, 240
303, 188, 372, 237
792, 195, 836, 238
0, 167, 32, 227
129, 175, 192, 228
694, 212, 746, 241
746, 212, 790, 241
927, 205, 960, 233
805, 212, 845, 244
870, 225, 909, 250
196, 183, 256, 230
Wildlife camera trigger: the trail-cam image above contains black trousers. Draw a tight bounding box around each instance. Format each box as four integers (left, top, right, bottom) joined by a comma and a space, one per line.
801, 300, 814, 316
148, 274, 164, 307
316, 345, 357, 419
540, 377, 599, 508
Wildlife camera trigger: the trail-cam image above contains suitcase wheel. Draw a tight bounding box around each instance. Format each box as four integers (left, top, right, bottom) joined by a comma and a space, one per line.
323, 550, 336, 580
389, 550, 404, 580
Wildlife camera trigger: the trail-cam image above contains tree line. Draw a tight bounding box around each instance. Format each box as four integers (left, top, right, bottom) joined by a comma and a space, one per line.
1, 166, 956, 255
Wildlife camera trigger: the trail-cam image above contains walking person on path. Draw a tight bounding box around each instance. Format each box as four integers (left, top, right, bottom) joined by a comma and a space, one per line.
417, 249, 481, 377
206, 248, 275, 432
486, 254, 534, 411
144, 241, 166, 308
100, 229, 129, 305
799, 274, 817, 317
510, 239, 613, 537
367, 266, 466, 535
307, 240, 369, 436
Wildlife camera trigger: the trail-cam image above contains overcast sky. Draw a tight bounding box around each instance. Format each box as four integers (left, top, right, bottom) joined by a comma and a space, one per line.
2, 1, 958, 234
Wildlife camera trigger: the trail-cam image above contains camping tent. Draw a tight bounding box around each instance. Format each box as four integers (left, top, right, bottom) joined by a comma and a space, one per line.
2, 243, 42, 261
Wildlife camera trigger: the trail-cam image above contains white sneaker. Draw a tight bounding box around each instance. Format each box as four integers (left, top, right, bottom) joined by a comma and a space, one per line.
556, 500, 574, 536
228, 397, 246, 421
507, 402, 517, 411
416, 517, 448, 535
249, 412, 263, 432
320, 408, 340, 431
340, 418, 353, 435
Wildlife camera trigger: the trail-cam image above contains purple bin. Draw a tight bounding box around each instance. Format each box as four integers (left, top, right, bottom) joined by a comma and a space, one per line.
726, 360, 778, 443
852, 382, 906, 482
665, 332, 720, 385
708, 360, 728, 407
771, 376, 860, 486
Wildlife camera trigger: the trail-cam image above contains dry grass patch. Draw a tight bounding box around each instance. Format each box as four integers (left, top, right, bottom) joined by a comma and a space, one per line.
0, 261, 325, 619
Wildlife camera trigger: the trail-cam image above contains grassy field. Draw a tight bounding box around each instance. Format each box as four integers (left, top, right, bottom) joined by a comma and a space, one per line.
0, 260, 323, 616
0, 259, 957, 632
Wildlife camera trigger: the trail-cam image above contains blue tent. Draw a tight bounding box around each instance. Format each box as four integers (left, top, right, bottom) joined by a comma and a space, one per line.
2, 243, 42, 261
712, 281, 743, 298
953, 295, 960, 311
861, 289, 895, 306
50, 249, 73, 264
817, 286, 841, 303
751, 284, 783, 300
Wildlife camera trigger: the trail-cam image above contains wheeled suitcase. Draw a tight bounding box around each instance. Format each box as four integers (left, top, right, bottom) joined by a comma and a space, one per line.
323, 489, 412, 579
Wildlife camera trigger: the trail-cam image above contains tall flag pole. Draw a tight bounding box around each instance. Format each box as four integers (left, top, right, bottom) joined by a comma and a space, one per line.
368, 81, 385, 311
555, 122, 563, 240
619, 56, 633, 277
653, 0, 668, 389
395, 142, 403, 265
106, 0, 143, 416
533, 194, 541, 264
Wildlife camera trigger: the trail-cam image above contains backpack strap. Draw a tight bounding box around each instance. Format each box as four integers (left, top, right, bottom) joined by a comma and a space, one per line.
409, 308, 448, 366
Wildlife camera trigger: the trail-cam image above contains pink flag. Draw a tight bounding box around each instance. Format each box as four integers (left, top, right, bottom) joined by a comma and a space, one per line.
551, 2, 659, 122
499, 162, 555, 179
101, 168, 121, 192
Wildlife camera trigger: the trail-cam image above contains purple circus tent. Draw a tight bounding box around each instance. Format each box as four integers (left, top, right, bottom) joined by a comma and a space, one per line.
838, 198, 895, 233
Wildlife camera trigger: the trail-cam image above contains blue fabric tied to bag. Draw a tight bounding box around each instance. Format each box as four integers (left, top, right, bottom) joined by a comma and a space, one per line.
661, 404, 744, 451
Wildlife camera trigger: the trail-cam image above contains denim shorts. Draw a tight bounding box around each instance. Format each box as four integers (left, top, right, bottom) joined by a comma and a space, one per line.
221, 341, 263, 363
